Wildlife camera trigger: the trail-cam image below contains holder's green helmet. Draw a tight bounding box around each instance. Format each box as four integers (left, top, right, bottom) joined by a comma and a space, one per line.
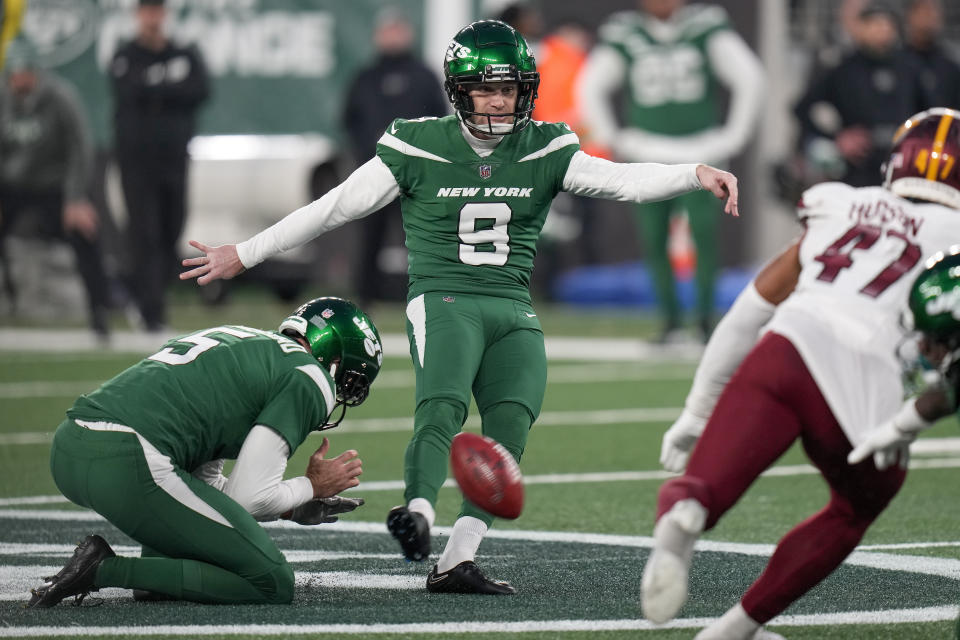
909, 247, 960, 343
279, 297, 382, 408
443, 19, 539, 136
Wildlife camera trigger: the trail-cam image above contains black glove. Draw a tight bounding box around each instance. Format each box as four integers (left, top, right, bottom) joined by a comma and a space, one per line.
289, 496, 364, 525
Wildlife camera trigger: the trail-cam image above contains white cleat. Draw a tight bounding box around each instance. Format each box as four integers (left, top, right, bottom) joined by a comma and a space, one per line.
641, 547, 690, 624
640, 498, 707, 624
753, 630, 787, 640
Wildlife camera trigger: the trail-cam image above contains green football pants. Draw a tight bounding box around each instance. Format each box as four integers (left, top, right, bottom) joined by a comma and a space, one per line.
49, 419, 294, 604
404, 292, 547, 526
634, 189, 719, 327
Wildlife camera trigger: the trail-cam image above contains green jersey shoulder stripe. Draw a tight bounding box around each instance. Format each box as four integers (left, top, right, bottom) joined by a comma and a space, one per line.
377, 131, 452, 163
518, 131, 580, 163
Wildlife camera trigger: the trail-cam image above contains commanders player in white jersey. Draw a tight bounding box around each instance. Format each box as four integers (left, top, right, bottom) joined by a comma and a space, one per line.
640, 107, 960, 639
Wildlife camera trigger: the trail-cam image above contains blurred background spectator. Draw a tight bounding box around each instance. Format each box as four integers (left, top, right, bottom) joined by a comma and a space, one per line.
0, 36, 111, 338
342, 7, 447, 308
2, 0, 959, 335
904, 0, 960, 108
579, 0, 765, 342
110, 0, 209, 332
793, 1, 933, 188
0, 0, 25, 70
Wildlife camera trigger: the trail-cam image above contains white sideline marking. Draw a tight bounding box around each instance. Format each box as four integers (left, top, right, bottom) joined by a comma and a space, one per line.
0, 566, 422, 601
5, 453, 960, 506
0, 606, 956, 636
0, 543, 399, 563
0, 329, 704, 362
1, 523, 958, 634
0, 362, 696, 399
0, 407, 684, 446
2, 516, 959, 578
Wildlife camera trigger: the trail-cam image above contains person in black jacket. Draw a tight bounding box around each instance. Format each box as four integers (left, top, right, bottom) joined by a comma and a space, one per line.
110, 0, 209, 332
793, 2, 932, 187
904, 0, 960, 109
0, 38, 111, 338
342, 8, 447, 307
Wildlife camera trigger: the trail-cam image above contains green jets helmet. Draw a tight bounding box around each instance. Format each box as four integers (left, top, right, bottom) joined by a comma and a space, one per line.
443, 19, 539, 136
909, 248, 960, 343
279, 297, 383, 408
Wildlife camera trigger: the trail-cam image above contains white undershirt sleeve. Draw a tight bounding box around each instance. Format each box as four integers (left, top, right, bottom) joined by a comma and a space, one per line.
562, 151, 702, 203
237, 156, 401, 269
224, 425, 315, 521
192, 458, 228, 491
577, 45, 627, 149
683, 282, 777, 420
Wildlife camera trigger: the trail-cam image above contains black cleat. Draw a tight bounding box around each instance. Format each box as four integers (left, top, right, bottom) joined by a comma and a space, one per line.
27, 535, 115, 608
426, 561, 516, 595
386, 505, 430, 562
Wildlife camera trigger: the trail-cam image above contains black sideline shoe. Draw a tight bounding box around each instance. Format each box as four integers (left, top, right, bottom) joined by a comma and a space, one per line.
27, 535, 115, 608
386, 505, 430, 562
426, 561, 516, 595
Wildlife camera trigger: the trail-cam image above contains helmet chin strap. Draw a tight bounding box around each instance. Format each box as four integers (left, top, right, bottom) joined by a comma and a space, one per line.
319, 401, 348, 431
316, 360, 346, 430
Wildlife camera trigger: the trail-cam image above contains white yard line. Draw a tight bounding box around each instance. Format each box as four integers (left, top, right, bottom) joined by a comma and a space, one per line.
0, 362, 696, 400
5, 453, 960, 504
0, 330, 704, 361
1, 521, 957, 634
0, 607, 956, 636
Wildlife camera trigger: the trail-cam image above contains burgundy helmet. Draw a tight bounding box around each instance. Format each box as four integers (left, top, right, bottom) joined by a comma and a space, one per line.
883, 107, 960, 209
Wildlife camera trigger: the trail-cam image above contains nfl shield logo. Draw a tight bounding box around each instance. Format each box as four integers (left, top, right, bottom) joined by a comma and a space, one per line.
321, 308, 335, 319
479, 164, 492, 180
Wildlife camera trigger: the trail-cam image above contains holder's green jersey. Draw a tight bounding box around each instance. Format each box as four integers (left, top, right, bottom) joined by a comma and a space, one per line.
68, 326, 335, 472
376, 115, 579, 303
598, 5, 730, 135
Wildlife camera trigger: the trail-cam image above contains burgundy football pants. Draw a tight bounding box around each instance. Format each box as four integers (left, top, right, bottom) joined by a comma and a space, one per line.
656, 332, 906, 623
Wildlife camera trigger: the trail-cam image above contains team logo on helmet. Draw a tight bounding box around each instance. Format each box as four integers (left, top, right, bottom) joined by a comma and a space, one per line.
445, 41, 472, 62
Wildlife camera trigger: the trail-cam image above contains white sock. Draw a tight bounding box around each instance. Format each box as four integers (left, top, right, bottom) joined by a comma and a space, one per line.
655, 498, 707, 562
694, 603, 761, 640
436, 516, 488, 573
407, 498, 435, 529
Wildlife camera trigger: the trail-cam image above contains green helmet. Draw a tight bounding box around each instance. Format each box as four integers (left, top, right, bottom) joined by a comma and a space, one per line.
279, 297, 383, 409
909, 248, 960, 342
443, 19, 539, 136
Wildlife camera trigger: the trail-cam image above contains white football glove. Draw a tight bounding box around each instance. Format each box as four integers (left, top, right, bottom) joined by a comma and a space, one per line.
847, 400, 931, 471
847, 420, 914, 470
660, 411, 708, 473
289, 496, 364, 525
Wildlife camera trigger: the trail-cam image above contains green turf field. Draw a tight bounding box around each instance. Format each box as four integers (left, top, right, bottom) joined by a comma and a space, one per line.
1, 292, 958, 639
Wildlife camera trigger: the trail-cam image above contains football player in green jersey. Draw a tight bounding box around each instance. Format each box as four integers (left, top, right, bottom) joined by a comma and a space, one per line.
182, 19, 739, 594
27, 297, 382, 607
849, 247, 960, 468
580, 0, 764, 341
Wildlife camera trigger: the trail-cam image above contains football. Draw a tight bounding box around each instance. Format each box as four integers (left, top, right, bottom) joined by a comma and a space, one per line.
449, 432, 524, 520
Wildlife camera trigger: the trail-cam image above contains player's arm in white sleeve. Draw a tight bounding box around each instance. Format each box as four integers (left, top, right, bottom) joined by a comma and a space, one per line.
224, 425, 314, 521
577, 44, 626, 150
611, 30, 765, 165
180, 156, 400, 285
192, 458, 228, 491
562, 151, 740, 216
660, 238, 801, 472
847, 387, 953, 470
